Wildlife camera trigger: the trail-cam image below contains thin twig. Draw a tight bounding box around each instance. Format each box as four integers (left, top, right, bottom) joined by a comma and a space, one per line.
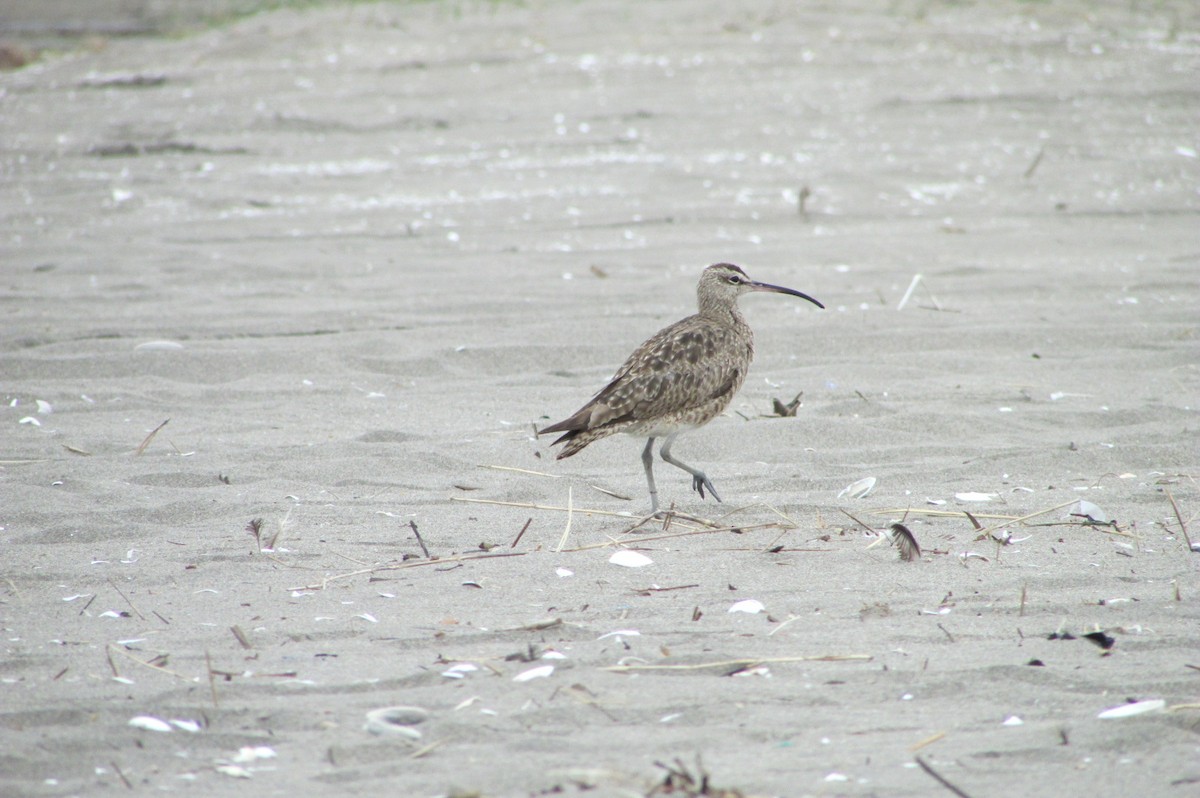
910, 731, 946, 752
107, 579, 146, 621
478, 464, 560, 479
896, 273, 922, 311
106, 644, 193, 682
134, 418, 170, 455
205, 649, 219, 709
110, 761, 133, 789
510, 517, 532, 549
914, 755, 974, 798
1023, 144, 1046, 179
555, 485, 573, 553
409, 738, 448, 759
409, 520, 431, 559
288, 551, 528, 592
840, 508, 879, 536
602, 654, 871, 673
1164, 488, 1193, 551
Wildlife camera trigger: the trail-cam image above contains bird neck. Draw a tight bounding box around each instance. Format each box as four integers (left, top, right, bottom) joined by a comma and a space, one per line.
699, 297, 749, 334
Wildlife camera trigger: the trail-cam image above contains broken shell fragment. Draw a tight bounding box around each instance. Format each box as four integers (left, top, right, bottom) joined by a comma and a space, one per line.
728, 599, 766, 614
1097, 699, 1165, 719
128, 716, 173, 733
838, 477, 876, 499
364, 706, 428, 738
609, 550, 653, 568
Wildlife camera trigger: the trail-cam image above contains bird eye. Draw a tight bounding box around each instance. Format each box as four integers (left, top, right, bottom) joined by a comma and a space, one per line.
727, 275, 742, 284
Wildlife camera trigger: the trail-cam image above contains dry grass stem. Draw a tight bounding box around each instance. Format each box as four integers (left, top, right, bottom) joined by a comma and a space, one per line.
288, 550, 528, 592
205, 650, 219, 709
1164, 488, 1193, 551
554, 485, 574, 553
603, 654, 871, 673
107, 579, 146, 621
106, 644, 193, 682
479, 463, 560, 479
134, 418, 170, 455
910, 731, 947, 752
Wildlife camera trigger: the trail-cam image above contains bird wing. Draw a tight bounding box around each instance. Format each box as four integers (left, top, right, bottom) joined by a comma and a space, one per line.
557, 315, 750, 433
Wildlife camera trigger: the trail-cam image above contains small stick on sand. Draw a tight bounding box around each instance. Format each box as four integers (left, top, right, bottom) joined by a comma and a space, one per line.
602, 654, 872, 673
134, 418, 169, 456
107, 579, 145, 621
510, 517, 532, 548
110, 761, 133, 789
1023, 144, 1046, 179
409, 520, 431, 559
914, 755, 974, 798
409, 738, 448, 759
1164, 488, 1193, 551
479, 463, 560, 479
107, 644, 192, 681
896, 274, 923, 311
288, 550, 528, 592
554, 486, 574, 553
910, 731, 947, 752
205, 650, 220, 709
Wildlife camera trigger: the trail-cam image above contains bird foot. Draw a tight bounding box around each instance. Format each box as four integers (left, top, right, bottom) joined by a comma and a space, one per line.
692, 473, 721, 503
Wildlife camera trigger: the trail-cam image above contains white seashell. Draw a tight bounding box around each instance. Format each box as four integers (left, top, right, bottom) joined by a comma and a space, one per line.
128, 716, 173, 733
728, 599, 766, 614
355, 613, 378, 623
825, 773, 849, 782
215, 764, 252, 779
134, 340, 184, 351
1097, 699, 1165, 719
442, 663, 477, 679
608, 550, 653, 568
955, 492, 996, 502
170, 719, 202, 733
232, 746, 276, 763
18, 416, 41, 426
1002, 715, 1023, 726
925, 498, 946, 506
513, 664, 555, 682
1070, 500, 1108, 524
838, 476, 876, 499
364, 706, 428, 737
36, 399, 53, 414
555, 568, 574, 577
597, 629, 640, 640
732, 665, 771, 677
541, 650, 567, 660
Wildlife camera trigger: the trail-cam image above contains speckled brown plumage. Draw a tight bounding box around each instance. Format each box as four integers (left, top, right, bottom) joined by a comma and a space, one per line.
539, 263, 824, 513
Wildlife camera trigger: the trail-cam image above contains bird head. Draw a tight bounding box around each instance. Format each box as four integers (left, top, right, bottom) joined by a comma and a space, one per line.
699, 263, 824, 312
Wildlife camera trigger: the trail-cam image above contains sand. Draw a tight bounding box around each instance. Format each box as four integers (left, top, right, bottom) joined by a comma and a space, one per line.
2, 1, 1198, 796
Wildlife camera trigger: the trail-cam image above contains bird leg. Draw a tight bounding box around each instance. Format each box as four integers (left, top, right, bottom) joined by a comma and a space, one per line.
660, 434, 721, 503
641, 437, 660, 515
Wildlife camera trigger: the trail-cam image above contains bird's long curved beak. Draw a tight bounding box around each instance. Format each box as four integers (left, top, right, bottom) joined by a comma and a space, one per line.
748, 280, 825, 309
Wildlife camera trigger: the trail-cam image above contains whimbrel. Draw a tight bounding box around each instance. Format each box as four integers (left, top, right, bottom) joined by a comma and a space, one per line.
539, 263, 824, 513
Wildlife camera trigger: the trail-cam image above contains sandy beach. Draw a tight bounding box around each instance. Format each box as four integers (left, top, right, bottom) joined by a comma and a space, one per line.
2, 1, 1198, 796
